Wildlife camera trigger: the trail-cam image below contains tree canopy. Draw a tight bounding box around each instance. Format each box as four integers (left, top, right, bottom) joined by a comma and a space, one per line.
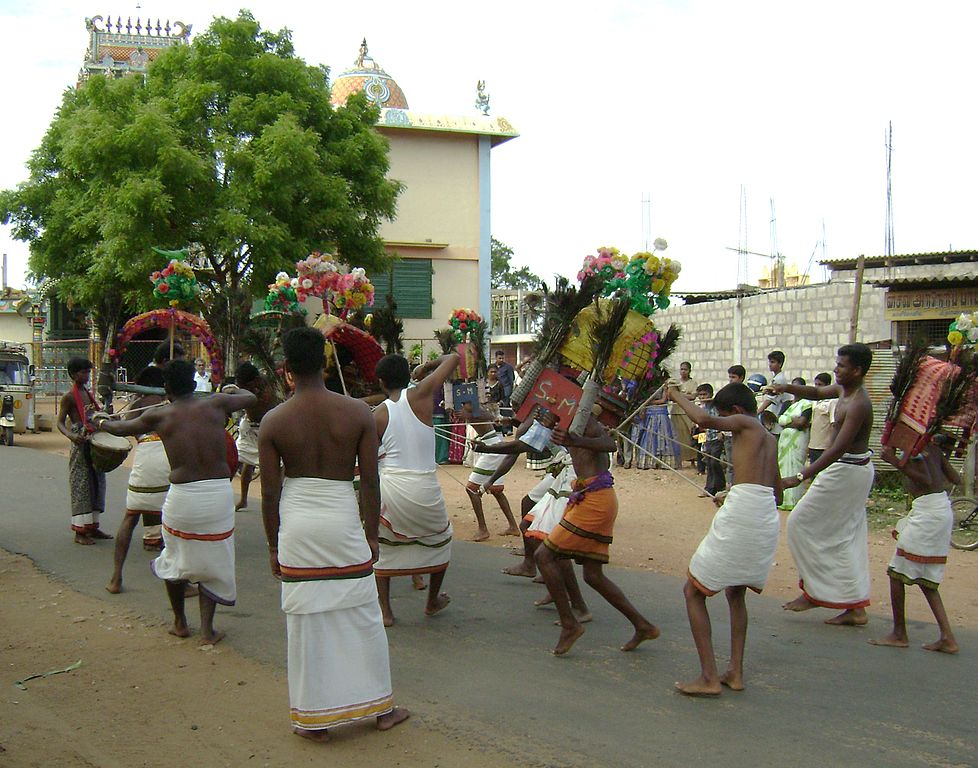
1, 11, 400, 360
491, 237, 542, 291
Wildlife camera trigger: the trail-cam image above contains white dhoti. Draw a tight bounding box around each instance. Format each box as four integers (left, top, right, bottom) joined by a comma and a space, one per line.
236, 416, 259, 467
152, 478, 236, 605
526, 464, 576, 540
279, 477, 393, 731
688, 483, 780, 594
786, 453, 874, 609
467, 432, 509, 490
375, 467, 452, 577
526, 451, 571, 507
126, 435, 169, 546
888, 491, 952, 590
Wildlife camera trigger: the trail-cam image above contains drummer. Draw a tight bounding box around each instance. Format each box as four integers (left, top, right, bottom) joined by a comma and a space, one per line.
106, 365, 170, 594
58, 357, 111, 545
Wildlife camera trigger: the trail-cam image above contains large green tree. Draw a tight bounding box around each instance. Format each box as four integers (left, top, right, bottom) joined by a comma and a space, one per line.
1, 11, 400, 371
491, 237, 542, 291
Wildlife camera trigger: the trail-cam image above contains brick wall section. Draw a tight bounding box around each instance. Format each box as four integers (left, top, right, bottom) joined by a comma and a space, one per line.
654, 282, 888, 390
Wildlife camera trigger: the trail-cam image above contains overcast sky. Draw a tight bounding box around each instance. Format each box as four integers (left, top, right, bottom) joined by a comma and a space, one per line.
2, 0, 977, 293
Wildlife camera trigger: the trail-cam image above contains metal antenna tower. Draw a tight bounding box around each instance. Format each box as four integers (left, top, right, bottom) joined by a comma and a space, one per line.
885, 121, 895, 258
769, 198, 783, 288
641, 193, 652, 251
737, 185, 748, 285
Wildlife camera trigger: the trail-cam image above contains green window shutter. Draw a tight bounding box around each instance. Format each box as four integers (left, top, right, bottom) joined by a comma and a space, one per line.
368, 269, 392, 309
392, 259, 433, 319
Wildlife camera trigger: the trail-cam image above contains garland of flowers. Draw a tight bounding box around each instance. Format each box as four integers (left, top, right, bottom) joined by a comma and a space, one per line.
293, 253, 375, 319
151, 259, 200, 307
449, 308, 485, 344
577, 242, 681, 316
264, 272, 306, 315
948, 312, 978, 348
109, 309, 224, 384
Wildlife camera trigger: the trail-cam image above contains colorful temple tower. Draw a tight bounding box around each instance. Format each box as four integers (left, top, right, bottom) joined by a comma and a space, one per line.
78, 14, 191, 83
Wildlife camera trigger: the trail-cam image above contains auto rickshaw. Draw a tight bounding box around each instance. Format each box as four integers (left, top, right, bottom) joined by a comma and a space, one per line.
0, 342, 35, 446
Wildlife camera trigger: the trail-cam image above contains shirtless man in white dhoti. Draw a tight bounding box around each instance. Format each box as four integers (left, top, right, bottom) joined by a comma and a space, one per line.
259, 327, 409, 743
870, 438, 960, 654
669, 382, 782, 696
96, 360, 255, 644
373, 352, 459, 626
771, 343, 875, 626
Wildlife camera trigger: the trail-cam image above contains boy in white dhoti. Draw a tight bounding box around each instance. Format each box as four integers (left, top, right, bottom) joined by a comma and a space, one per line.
374, 352, 459, 626
260, 327, 409, 742
96, 360, 255, 644
462, 401, 519, 540
772, 344, 876, 627
106, 366, 169, 594
669, 382, 782, 696
870, 438, 960, 654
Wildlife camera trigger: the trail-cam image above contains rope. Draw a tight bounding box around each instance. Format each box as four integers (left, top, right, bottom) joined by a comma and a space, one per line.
613, 429, 718, 499
619, 417, 734, 469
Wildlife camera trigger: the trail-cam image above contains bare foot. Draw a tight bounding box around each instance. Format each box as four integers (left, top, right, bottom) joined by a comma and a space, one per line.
293, 727, 330, 743
868, 633, 909, 648
411, 575, 427, 590
553, 623, 585, 655
720, 670, 744, 691
825, 609, 868, 626
922, 638, 959, 654
675, 676, 722, 697
534, 593, 554, 607
168, 623, 191, 638
90, 529, 113, 540
502, 562, 536, 578
235, 500, 247, 511
200, 630, 225, 646
376, 707, 411, 731
105, 578, 122, 594
382, 612, 395, 628
74, 533, 95, 545
498, 526, 521, 537
424, 593, 451, 617
143, 542, 164, 552
782, 594, 816, 612
621, 624, 660, 652
471, 529, 490, 542
553, 608, 592, 625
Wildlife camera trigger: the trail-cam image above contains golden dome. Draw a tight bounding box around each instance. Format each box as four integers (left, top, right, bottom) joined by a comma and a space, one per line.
331, 39, 408, 109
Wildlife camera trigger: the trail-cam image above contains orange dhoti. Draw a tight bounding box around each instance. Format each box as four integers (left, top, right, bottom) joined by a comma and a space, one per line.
544, 481, 617, 564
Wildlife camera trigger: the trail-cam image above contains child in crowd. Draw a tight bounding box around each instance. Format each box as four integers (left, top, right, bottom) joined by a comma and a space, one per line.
695, 384, 725, 498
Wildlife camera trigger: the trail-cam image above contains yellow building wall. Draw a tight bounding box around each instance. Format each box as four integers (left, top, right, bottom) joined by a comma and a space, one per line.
378, 128, 483, 347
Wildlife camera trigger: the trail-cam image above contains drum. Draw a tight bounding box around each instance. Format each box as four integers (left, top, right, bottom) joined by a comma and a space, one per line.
90, 431, 132, 473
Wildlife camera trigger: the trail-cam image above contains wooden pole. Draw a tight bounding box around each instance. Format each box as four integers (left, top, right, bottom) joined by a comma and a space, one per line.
848, 254, 866, 344
332, 341, 348, 396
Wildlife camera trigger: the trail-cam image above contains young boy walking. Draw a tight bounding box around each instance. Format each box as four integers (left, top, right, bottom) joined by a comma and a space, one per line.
869, 438, 959, 654
668, 382, 782, 696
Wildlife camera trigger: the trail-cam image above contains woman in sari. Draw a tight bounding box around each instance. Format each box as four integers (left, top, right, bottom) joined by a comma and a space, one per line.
777, 377, 813, 510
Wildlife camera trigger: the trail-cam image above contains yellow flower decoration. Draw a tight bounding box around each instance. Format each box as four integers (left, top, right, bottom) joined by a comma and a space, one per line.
651, 278, 665, 294
948, 330, 964, 346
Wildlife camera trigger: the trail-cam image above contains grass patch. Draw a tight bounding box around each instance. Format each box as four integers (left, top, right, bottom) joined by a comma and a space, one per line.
866, 483, 908, 531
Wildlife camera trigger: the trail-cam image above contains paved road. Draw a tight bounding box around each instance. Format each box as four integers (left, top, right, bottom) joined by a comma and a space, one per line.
2, 445, 976, 767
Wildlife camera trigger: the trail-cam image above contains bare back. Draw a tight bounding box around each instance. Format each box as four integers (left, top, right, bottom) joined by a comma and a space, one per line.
150, 396, 241, 484
902, 445, 958, 499
262, 389, 375, 480
726, 414, 780, 490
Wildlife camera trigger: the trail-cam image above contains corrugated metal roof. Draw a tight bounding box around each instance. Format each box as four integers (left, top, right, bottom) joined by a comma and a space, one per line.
820, 250, 978, 269
868, 273, 978, 287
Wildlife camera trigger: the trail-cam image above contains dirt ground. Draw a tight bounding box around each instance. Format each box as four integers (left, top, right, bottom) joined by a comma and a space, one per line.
3, 427, 978, 766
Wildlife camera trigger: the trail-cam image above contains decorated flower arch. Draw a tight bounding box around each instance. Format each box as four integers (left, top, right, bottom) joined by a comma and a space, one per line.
111, 309, 224, 384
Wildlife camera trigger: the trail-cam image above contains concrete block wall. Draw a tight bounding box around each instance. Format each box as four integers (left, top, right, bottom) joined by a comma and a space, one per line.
654, 282, 888, 391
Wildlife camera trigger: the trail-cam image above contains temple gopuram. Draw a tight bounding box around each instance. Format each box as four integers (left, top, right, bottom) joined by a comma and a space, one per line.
78, 14, 191, 83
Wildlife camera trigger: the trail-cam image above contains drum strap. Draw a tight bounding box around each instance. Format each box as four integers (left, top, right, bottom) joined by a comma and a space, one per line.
72, 384, 101, 434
